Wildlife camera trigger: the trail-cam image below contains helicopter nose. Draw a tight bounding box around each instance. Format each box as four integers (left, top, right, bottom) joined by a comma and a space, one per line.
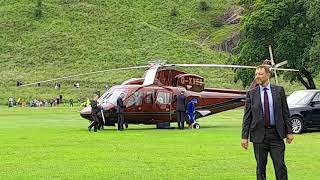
80, 106, 92, 115
80, 106, 92, 121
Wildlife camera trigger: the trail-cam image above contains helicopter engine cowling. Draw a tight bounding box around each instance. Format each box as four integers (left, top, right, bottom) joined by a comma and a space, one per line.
175, 74, 205, 92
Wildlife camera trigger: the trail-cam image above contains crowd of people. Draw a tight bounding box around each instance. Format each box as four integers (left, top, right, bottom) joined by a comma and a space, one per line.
7, 96, 91, 107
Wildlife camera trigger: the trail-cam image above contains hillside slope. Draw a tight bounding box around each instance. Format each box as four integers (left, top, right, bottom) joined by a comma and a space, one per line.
0, 0, 312, 105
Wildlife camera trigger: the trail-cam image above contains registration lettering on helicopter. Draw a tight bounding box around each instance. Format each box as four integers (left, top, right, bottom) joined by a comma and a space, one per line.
176, 74, 205, 92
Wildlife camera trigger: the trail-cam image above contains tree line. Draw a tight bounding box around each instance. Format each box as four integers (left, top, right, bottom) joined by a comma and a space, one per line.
234, 0, 320, 89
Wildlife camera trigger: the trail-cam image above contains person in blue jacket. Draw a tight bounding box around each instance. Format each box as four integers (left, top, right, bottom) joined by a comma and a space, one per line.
187, 98, 198, 129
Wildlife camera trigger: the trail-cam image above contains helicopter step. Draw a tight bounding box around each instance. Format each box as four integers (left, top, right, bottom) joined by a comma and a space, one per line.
156, 122, 172, 129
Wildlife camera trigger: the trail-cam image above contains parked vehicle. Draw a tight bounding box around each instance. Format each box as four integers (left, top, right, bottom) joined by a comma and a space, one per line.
287, 90, 320, 134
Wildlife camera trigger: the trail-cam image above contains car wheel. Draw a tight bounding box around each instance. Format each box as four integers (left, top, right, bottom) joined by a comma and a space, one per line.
291, 116, 304, 134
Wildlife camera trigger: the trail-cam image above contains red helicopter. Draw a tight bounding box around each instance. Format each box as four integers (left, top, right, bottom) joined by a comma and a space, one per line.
77, 60, 297, 129
80, 65, 246, 128
19, 58, 297, 129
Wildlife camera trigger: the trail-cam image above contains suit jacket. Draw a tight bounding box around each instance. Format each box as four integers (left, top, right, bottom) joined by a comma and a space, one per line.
242, 84, 292, 143
176, 94, 187, 111
116, 97, 125, 114
91, 100, 100, 115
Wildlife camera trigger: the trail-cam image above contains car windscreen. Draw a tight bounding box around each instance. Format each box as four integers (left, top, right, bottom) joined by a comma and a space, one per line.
287, 91, 315, 105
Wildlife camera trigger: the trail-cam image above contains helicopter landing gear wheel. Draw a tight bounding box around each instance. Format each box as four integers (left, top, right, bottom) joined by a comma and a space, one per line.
125, 123, 129, 129
193, 123, 200, 129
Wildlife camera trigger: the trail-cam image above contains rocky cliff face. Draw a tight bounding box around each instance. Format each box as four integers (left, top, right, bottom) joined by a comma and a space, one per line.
212, 32, 240, 53
219, 6, 244, 25
213, 6, 243, 52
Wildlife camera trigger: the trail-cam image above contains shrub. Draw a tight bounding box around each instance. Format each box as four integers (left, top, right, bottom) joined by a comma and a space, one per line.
34, 0, 43, 18
199, 1, 210, 11
62, 0, 71, 4
171, 7, 179, 16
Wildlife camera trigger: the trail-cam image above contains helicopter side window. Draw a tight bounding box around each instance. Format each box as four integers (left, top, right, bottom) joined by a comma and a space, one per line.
145, 91, 153, 104
127, 91, 143, 107
156, 92, 170, 105
135, 91, 143, 105
172, 95, 177, 103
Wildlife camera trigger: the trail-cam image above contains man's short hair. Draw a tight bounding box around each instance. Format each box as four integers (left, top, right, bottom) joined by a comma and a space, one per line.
93, 94, 99, 99
256, 65, 271, 74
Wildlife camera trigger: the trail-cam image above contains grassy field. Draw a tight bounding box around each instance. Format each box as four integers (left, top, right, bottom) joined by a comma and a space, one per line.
0, 107, 319, 179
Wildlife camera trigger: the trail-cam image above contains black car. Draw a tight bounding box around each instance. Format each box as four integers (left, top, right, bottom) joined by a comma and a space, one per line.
287, 90, 320, 134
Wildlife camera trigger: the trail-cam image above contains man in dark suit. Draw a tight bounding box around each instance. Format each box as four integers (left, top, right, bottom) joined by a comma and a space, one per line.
116, 93, 126, 131
241, 65, 294, 180
176, 90, 187, 129
88, 94, 100, 132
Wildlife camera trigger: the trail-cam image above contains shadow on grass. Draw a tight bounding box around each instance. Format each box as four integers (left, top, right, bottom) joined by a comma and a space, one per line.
76, 124, 241, 132
303, 127, 320, 134
199, 125, 240, 129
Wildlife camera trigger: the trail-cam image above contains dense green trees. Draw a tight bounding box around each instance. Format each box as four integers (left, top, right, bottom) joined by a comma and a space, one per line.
235, 0, 320, 89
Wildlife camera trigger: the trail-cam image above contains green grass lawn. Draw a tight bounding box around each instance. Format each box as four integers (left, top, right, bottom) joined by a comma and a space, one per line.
0, 107, 319, 179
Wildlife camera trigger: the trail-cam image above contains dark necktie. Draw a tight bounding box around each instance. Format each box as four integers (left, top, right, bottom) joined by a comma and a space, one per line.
263, 88, 270, 127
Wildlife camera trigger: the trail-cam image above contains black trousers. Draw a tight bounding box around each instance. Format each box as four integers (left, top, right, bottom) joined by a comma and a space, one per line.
88, 115, 99, 132
117, 113, 124, 130
98, 114, 104, 130
176, 111, 186, 129
253, 128, 287, 180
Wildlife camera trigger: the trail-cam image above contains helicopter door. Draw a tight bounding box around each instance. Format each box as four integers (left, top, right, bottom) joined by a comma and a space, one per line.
140, 91, 155, 122
126, 91, 143, 123
154, 90, 172, 121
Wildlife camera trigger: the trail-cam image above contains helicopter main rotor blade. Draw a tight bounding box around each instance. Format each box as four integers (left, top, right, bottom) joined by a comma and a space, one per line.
19, 65, 149, 87
269, 67, 298, 72
275, 61, 288, 68
165, 64, 298, 71
165, 64, 257, 69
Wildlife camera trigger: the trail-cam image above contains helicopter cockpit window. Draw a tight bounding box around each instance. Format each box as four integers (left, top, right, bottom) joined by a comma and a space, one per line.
127, 91, 143, 107
98, 89, 113, 103
99, 89, 126, 105
99, 92, 112, 103
156, 92, 170, 105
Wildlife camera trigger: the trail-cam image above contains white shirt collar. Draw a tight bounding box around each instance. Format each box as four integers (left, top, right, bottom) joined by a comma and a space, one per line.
259, 83, 271, 91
